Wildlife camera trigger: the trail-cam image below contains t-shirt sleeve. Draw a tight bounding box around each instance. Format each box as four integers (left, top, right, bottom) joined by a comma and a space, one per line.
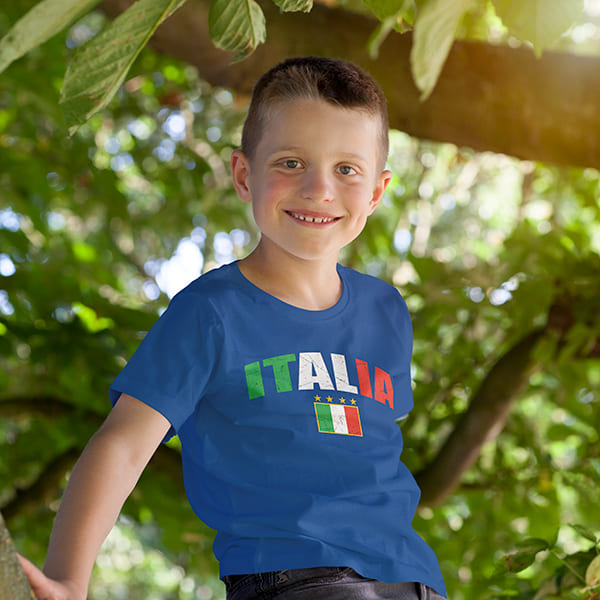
109, 291, 219, 441
393, 288, 414, 422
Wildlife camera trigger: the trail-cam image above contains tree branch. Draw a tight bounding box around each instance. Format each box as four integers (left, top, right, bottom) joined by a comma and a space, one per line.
0, 512, 34, 600
415, 330, 546, 507
0, 398, 183, 523
0, 397, 104, 425
99, 0, 600, 169
1, 448, 81, 524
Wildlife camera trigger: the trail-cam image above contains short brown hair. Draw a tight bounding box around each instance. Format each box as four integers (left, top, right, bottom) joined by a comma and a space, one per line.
241, 56, 389, 170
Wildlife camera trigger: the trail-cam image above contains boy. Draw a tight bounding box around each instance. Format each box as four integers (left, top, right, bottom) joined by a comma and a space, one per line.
19, 57, 447, 599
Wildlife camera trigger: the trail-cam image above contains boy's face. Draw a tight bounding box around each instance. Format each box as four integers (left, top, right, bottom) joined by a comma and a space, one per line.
231, 98, 391, 265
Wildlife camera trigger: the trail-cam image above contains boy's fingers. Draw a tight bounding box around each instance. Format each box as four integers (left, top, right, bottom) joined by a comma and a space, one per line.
17, 554, 82, 600
17, 552, 39, 577
16, 554, 50, 598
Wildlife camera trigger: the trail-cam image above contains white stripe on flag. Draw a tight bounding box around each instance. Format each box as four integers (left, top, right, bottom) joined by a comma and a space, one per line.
330, 404, 348, 434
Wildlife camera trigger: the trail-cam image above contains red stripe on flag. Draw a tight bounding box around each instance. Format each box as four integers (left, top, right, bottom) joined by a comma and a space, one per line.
344, 405, 362, 436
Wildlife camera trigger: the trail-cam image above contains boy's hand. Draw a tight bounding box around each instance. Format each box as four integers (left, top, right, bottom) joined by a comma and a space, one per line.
17, 554, 85, 600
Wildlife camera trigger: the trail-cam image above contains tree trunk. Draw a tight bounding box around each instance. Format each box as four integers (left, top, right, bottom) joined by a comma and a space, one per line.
99, 0, 600, 170
0, 512, 34, 600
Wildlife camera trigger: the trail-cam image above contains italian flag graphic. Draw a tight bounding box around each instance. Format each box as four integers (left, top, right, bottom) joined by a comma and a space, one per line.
314, 403, 363, 436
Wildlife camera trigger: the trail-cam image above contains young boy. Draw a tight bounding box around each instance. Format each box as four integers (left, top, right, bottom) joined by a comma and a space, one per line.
19, 57, 447, 600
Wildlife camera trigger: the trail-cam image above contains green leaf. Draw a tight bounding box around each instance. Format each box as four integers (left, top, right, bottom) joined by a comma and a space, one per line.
411, 0, 475, 100
363, 0, 409, 21
586, 555, 600, 587
501, 538, 550, 573
0, 0, 101, 74
59, 0, 188, 135
367, 18, 397, 58
208, 0, 266, 61
516, 537, 552, 552
569, 524, 599, 545
561, 471, 600, 505
491, 0, 584, 56
72, 302, 114, 332
502, 549, 539, 573
546, 423, 574, 441
272, 0, 313, 12
365, 0, 412, 58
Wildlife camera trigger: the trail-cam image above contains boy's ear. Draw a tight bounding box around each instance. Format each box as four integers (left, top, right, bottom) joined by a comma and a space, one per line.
368, 169, 393, 215
231, 149, 252, 203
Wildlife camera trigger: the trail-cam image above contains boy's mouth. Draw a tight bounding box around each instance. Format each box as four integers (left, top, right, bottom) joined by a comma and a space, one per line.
286, 210, 340, 224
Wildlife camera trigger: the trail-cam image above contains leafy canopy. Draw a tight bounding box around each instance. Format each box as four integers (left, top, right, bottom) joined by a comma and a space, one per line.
0, 0, 584, 132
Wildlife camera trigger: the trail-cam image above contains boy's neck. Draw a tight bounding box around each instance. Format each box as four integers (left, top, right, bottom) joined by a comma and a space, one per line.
238, 244, 342, 311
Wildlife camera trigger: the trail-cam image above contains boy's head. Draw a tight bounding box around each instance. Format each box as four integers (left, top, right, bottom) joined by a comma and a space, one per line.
241, 56, 389, 171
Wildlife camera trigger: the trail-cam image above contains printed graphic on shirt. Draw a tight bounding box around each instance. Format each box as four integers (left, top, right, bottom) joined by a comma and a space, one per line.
243, 352, 397, 437
244, 352, 394, 410
314, 401, 363, 436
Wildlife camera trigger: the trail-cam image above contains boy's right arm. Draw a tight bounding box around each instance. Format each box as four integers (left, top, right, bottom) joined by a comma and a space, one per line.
18, 393, 171, 600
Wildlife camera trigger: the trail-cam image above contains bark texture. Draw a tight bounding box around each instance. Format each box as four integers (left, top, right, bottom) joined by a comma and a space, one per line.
99, 0, 600, 170
0, 512, 34, 600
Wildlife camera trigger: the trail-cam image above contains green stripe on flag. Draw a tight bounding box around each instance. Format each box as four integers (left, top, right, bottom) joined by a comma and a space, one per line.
314, 402, 363, 436
315, 402, 334, 433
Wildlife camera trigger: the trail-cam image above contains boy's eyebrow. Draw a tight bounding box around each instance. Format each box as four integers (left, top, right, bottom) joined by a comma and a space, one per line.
268, 145, 304, 154
268, 146, 371, 163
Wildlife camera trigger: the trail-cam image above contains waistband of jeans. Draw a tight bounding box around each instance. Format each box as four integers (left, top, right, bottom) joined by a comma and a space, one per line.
222, 566, 349, 586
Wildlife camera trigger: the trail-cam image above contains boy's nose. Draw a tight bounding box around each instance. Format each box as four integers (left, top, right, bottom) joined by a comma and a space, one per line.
300, 168, 334, 202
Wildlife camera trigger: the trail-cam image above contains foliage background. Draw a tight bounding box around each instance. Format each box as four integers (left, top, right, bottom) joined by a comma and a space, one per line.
1, 2, 600, 599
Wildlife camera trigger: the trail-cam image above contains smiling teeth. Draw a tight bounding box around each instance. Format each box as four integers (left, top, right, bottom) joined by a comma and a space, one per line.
290, 212, 335, 223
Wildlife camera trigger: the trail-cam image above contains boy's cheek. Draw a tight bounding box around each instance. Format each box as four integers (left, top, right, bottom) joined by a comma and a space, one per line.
260, 178, 296, 201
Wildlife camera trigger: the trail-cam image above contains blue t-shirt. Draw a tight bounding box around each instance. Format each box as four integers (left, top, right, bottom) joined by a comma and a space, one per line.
110, 262, 446, 596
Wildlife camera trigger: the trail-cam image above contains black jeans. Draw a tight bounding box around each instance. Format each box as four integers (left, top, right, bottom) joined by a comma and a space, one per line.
223, 566, 447, 599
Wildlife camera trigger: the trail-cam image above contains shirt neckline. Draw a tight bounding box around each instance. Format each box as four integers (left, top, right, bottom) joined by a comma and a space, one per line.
230, 261, 350, 322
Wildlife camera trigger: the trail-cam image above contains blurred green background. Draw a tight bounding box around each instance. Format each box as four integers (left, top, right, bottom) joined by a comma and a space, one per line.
1, 2, 600, 599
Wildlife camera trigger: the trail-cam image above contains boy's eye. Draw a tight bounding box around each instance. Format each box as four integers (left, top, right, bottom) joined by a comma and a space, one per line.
338, 165, 356, 176
283, 159, 301, 169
